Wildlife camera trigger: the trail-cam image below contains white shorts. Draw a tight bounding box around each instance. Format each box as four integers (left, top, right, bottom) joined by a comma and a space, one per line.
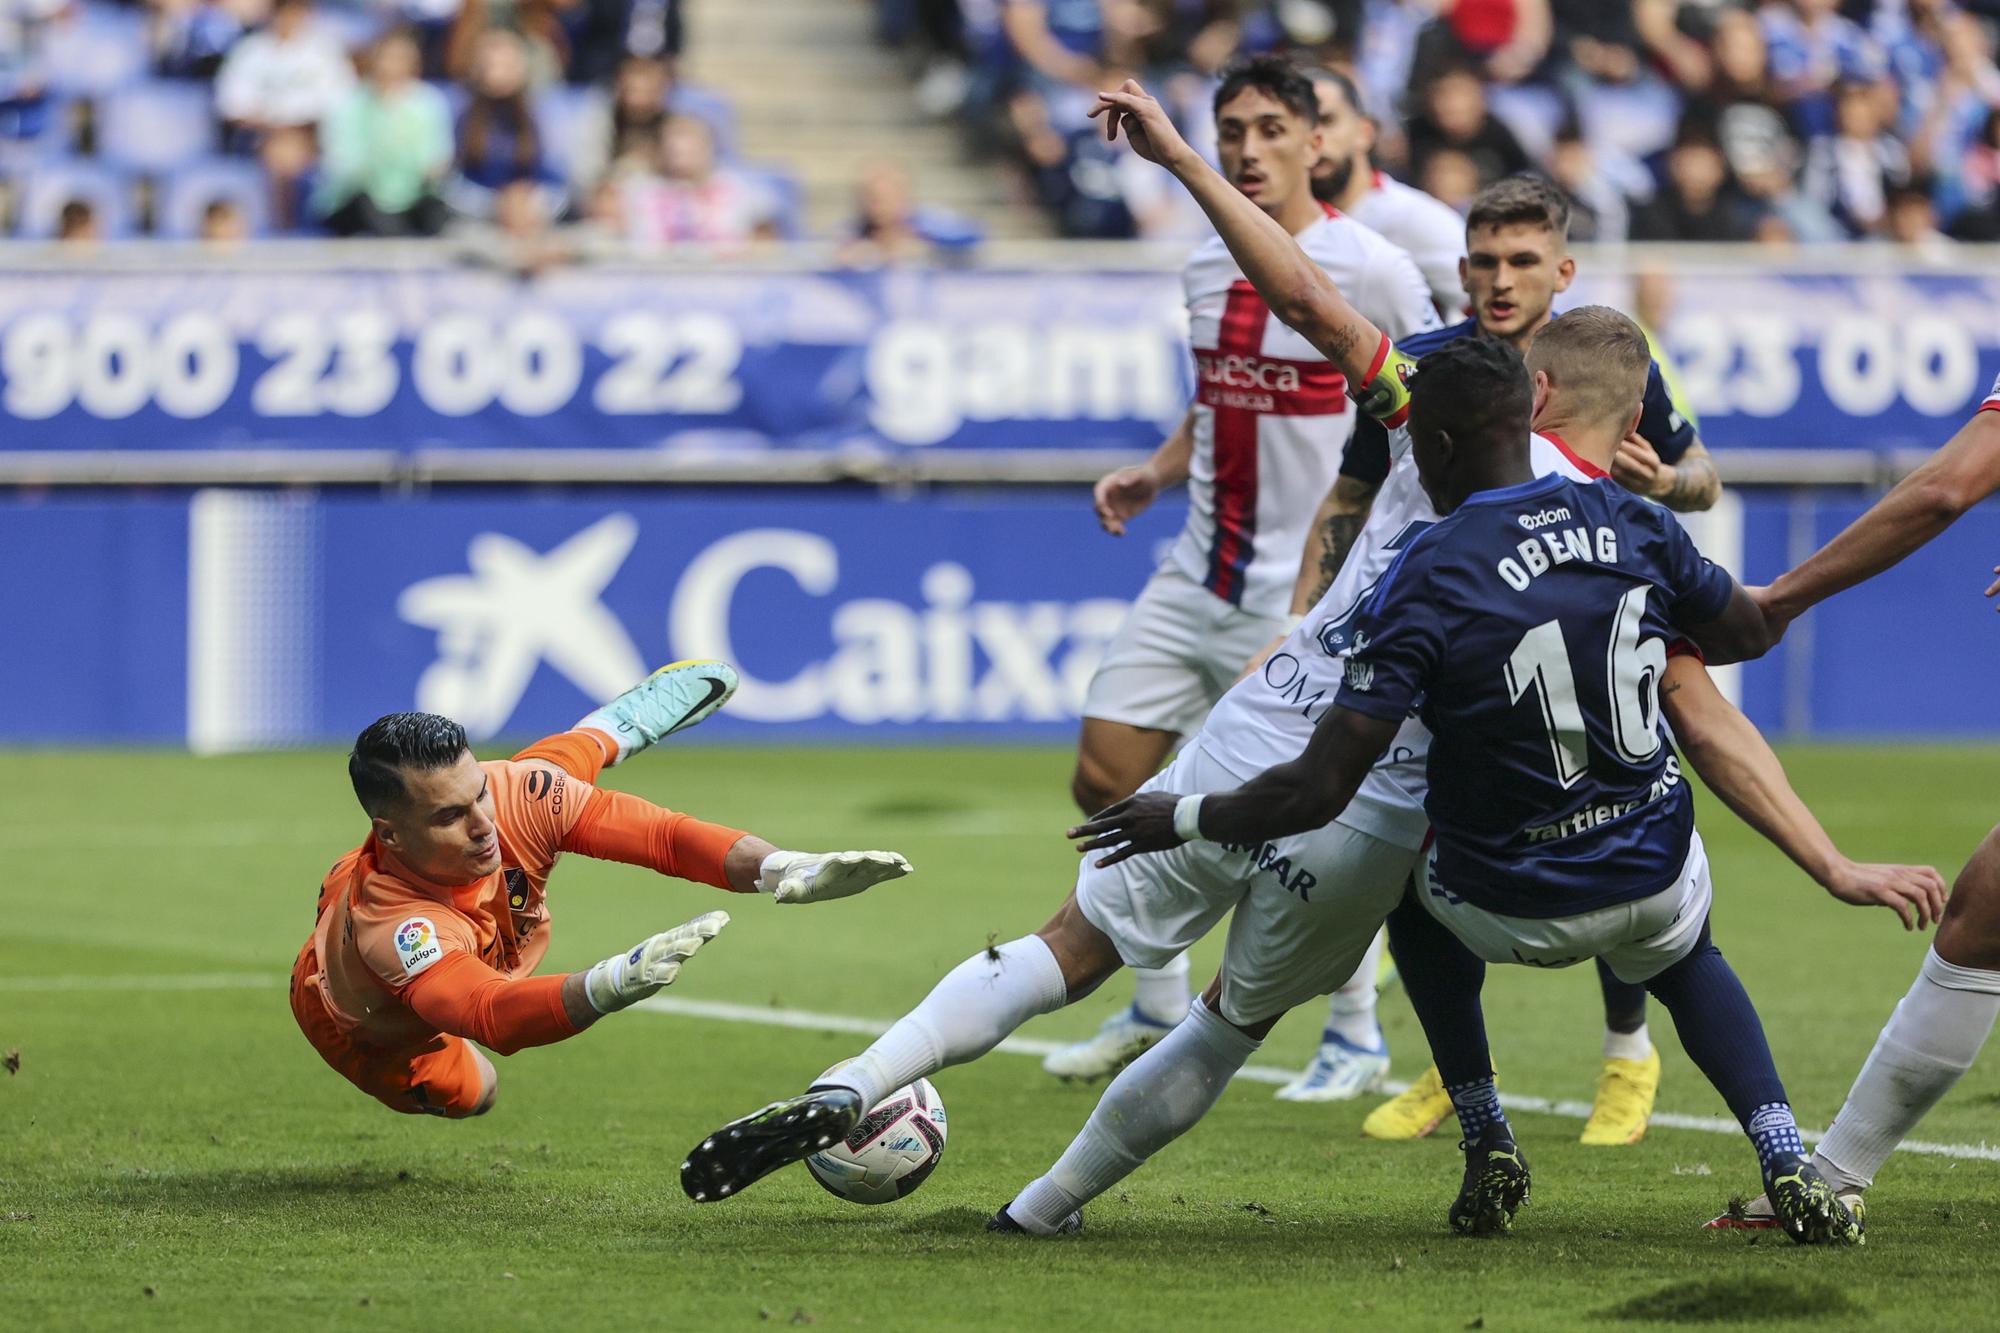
1075, 740, 1417, 1027
1417, 831, 1713, 984
1081, 566, 1289, 737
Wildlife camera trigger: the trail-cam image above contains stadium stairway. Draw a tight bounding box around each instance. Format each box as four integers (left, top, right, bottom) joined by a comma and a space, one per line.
681, 0, 1049, 238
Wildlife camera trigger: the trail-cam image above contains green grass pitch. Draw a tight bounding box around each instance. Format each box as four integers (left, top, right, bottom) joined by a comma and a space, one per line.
5, 742, 2000, 1331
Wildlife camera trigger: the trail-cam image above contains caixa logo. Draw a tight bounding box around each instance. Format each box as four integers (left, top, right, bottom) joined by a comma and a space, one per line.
669, 530, 1131, 725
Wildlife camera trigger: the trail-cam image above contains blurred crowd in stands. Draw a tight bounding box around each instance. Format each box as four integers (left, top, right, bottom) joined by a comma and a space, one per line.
885, 0, 2000, 247
3, 0, 1998, 256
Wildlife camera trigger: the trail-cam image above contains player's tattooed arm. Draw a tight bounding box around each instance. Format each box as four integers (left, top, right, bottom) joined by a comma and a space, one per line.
1068, 707, 1399, 865
1292, 475, 1380, 614
1661, 655, 1947, 929
1658, 442, 1721, 512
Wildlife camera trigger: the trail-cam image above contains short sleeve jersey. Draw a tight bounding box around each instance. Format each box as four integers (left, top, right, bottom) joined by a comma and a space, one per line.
1341, 320, 1697, 487
1334, 474, 1736, 917
1167, 206, 1440, 616
309, 760, 591, 1047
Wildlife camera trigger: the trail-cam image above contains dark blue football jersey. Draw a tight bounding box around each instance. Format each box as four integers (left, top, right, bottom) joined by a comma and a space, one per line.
1333, 473, 1736, 917
1340, 319, 1697, 486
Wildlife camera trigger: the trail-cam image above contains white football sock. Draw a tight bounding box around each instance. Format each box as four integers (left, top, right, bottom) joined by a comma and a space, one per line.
1603, 1023, 1652, 1063
818, 935, 1068, 1111
1812, 947, 2000, 1193
1009, 998, 1260, 1234
1130, 952, 1192, 1026
1321, 930, 1385, 1051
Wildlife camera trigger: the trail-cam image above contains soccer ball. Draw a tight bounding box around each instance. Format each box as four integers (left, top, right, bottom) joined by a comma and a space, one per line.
804, 1076, 947, 1205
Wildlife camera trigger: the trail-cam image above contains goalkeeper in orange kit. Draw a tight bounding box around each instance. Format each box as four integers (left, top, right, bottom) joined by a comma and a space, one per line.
291, 661, 913, 1118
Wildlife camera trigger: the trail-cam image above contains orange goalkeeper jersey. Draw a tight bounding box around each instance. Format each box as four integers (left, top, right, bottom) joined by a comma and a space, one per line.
303, 758, 745, 1052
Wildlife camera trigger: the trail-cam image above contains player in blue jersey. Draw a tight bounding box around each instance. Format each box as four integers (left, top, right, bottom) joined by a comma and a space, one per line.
1284, 177, 1716, 1136
1072, 329, 1862, 1245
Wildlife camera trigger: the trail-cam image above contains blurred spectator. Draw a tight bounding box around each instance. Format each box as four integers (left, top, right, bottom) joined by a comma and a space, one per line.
1879, 0, 1955, 140
449, 28, 551, 220
836, 160, 980, 265
1630, 118, 1766, 241
1948, 106, 2000, 237
458, 176, 572, 273
56, 198, 99, 244
1803, 77, 1911, 236
446, 0, 564, 88
1001, 0, 1108, 97
1409, 0, 1552, 86
200, 196, 251, 243
1759, 0, 1887, 139
315, 28, 452, 236
572, 54, 673, 188
216, 0, 356, 230
1886, 176, 1954, 255
1726, 109, 1844, 241
1548, 121, 1629, 240
1404, 65, 1532, 189
1419, 145, 1482, 213
566, 0, 677, 86
619, 113, 779, 246
150, 0, 251, 80
0, 0, 59, 147
1913, 10, 2000, 219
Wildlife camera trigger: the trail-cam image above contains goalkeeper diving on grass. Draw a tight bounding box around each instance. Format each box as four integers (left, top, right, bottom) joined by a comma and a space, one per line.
291, 661, 913, 1118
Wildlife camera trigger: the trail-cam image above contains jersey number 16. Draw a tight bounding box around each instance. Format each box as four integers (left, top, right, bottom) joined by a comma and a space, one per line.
1503, 585, 1666, 788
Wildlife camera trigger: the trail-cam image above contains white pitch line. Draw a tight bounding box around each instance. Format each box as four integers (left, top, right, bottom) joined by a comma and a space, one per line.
7, 974, 1999, 1164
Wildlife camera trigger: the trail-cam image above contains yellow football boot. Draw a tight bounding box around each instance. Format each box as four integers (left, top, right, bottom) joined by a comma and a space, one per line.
1579, 1046, 1660, 1145
1362, 1064, 1456, 1140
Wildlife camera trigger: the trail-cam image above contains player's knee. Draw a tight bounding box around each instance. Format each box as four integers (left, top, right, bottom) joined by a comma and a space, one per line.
1069, 753, 1131, 817
1036, 897, 1124, 1000
451, 1049, 499, 1118
1936, 826, 2000, 970
1197, 979, 1280, 1041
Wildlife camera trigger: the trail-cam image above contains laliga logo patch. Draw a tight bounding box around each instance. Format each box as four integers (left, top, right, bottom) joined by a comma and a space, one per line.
394, 916, 444, 977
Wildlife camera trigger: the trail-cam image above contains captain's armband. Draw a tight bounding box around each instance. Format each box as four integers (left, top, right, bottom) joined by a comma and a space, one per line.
1349, 336, 1420, 428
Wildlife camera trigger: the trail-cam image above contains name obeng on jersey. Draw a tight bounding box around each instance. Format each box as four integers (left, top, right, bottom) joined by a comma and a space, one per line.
1498, 505, 1620, 590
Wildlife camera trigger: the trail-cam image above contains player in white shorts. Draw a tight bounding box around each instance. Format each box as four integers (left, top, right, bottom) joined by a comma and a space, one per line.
1051, 53, 1437, 1077
990, 85, 1937, 1238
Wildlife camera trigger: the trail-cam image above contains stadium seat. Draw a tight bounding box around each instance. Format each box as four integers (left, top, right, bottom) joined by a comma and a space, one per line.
738, 164, 804, 240
673, 85, 738, 159
95, 82, 220, 175
40, 1, 150, 99
532, 83, 597, 187
14, 160, 135, 239
154, 157, 270, 239
0, 95, 74, 163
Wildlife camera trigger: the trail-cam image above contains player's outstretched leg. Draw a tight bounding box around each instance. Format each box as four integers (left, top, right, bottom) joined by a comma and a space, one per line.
682, 892, 1121, 1203
1276, 929, 1391, 1102
999, 982, 1267, 1236
575, 660, 739, 767
1641, 925, 1859, 1245
1381, 892, 1530, 1233
1799, 827, 2000, 1213
1580, 961, 1660, 1146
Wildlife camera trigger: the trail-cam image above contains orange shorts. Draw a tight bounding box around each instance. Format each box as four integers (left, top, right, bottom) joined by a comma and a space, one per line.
290, 944, 490, 1118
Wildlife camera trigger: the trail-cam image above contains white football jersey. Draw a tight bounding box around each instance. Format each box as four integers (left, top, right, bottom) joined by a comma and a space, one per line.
1348, 171, 1469, 319
1195, 428, 1609, 851
1166, 205, 1439, 619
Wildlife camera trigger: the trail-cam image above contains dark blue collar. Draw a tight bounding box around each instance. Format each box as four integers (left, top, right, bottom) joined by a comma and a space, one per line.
1457, 473, 1568, 508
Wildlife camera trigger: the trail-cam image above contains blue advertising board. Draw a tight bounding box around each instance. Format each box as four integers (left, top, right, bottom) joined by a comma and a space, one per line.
0, 262, 1994, 455
1, 486, 1995, 747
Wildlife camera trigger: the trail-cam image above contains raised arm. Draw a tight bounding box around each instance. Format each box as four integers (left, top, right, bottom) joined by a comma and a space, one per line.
1660, 654, 1946, 929
562, 785, 914, 904
1092, 80, 1412, 405
1068, 704, 1402, 866
1291, 474, 1380, 614
1756, 403, 2000, 637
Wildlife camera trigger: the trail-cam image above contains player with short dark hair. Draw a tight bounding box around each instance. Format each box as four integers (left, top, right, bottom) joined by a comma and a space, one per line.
1049, 51, 1439, 1082
292, 662, 912, 1118
1066, 328, 1867, 1242
1281, 166, 1727, 1142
